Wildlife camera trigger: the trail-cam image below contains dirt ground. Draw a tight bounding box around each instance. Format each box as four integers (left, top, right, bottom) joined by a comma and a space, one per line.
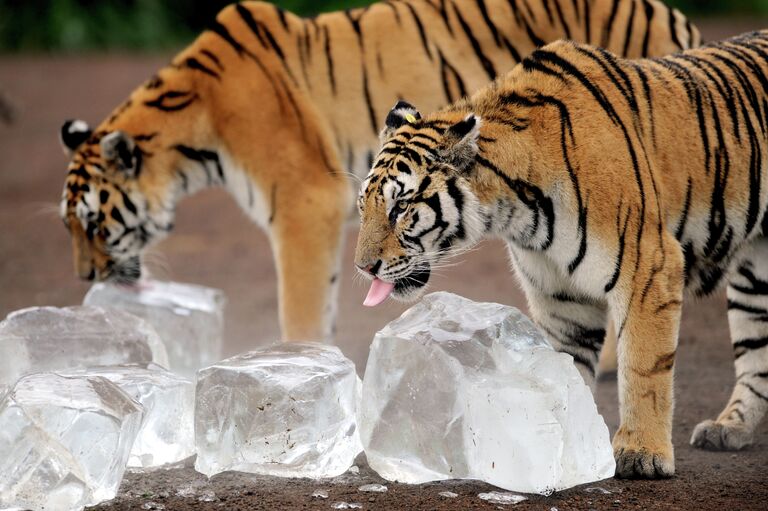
1, 17, 767, 511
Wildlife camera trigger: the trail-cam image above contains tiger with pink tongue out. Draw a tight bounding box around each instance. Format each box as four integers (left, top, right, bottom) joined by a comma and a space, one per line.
355, 102, 480, 308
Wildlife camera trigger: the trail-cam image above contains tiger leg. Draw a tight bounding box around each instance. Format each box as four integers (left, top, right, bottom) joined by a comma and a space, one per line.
269, 178, 350, 342
610, 234, 684, 478
691, 237, 768, 450
510, 247, 607, 389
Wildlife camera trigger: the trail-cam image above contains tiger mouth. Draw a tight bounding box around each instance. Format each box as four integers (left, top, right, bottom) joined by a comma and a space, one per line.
392, 264, 431, 300
102, 256, 142, 285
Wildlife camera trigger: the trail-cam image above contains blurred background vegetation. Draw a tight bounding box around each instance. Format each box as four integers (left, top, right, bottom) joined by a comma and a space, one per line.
0, 0, 767, 52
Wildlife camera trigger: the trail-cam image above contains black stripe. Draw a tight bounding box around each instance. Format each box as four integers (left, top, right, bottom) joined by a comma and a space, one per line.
183, 57, 220, 80
641, 0, 654, 57
674, 177, 693, 240
668, 9, 684, 51
438, 50, 468, 102
475, 154, 555, 249
119, 189, 138, 216
323, 25, 337, 95
477, 0, 502, 46
209, 19, 248, 57
621, 0, 636, 57
739, 381, 768, 402
275, 5, 288, 30
110, 207, 125, 226
552, 0, 572, 40
727, 299, 768, 315
453, 2, 496, 80
733, 337, 768, 358
605, 203, 632, 292
602, 0, 621, 48
144, 91, 197, 112
174, 145, 224, 184
404, 2, 432, 60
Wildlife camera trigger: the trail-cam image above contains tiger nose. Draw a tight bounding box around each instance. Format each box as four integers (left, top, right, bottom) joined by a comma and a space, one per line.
356, 260, 382, 277
79, 268, 95, 281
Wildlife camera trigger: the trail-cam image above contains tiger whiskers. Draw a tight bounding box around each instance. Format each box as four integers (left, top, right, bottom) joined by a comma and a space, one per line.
141, 249, 172, 280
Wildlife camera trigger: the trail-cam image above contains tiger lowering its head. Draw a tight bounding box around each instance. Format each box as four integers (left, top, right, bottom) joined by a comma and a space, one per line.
59, 0, 699, 342
356, 31, 768, 478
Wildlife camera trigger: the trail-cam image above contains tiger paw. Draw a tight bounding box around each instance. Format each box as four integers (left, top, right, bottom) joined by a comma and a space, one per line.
690, 419, 753, 451
614, 446, 675, 479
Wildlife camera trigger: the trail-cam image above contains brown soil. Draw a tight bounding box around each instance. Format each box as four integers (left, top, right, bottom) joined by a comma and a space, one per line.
1, 17, 767, 511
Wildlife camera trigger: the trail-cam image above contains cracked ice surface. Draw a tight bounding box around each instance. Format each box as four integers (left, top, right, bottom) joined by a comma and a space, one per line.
359, 292, 615, 494
195, 343, 362, 478
84, 280, 224, 379
0, 306, 168, 387
0, 373, 143, 511
58, 363, 195, 469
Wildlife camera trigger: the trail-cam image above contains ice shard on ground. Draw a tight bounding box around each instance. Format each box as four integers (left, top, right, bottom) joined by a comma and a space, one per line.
0, 373, 143, 511
359, 292, 615, 494
0, 306, 168, 387
59, 363, 195, 468
84, 280, 225, 379
195, 343, 362, 478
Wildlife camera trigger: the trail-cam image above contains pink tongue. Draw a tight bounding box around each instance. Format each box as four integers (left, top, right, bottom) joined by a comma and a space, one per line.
363, 278, 395, 307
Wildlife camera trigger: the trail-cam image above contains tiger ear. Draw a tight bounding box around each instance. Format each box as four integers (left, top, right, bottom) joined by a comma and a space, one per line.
439, 114, 481, 172
380, 100, 422, 144
60, 119, 92, 156
100, 131, 140, 177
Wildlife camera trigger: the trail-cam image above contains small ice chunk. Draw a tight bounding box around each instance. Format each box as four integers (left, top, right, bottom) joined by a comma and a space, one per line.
195, 343, 362, 478
359, 292, 615, 494
358, 484, 387, 493
331, 503, 362, 510
478, 491, 527, 505
141, 502, 165, 510
312, 489, 330, 499
0, 373, 143, 511
0, 306, 168, 387
198, 490, 216, 502
84, 280, 224, 379
584, 487, 612, 494
438, 491, 458, 498
58, 363, 195, 468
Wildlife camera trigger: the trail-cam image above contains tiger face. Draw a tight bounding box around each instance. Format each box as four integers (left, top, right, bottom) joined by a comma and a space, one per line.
59, 122, 168, 283
355, 102, 485, 305
58, 61, 219, 283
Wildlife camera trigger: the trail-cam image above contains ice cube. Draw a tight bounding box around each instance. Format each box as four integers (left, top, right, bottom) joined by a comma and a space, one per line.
478, 491, 527, 505
358, 292, 615, 494
195, 343, 362, 478
0, 373, 143, 511
58, 363, 194, 469
0, 306, 168, 387
84, 280, 224, 379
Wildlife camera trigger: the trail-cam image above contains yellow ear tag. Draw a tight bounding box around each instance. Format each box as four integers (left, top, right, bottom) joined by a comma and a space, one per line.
405, 113, 417, 124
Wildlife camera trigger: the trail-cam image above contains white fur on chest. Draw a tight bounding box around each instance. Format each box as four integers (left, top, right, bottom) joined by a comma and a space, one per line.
219, 149, 271, 229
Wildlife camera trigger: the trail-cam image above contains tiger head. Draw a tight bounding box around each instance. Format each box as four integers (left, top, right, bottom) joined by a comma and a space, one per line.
59, 64, 212, 284
355, 101, 487, 305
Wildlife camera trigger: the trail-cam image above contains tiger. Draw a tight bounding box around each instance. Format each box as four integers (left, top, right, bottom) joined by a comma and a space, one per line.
354, 29, 768, 479
59, 0, 700, 342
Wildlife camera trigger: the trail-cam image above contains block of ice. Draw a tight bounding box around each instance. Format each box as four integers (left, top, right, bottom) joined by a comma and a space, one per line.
359, 292, 615, 494
58, 363, 195, 469
0, 306, 169, 387
195, 343, 362, 478
0, 373, 143, 511
84, 280, 225, 379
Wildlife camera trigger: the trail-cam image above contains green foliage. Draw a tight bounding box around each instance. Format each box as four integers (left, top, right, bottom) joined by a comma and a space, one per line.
666, 0, 768, 16
0, 0, 766, 52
